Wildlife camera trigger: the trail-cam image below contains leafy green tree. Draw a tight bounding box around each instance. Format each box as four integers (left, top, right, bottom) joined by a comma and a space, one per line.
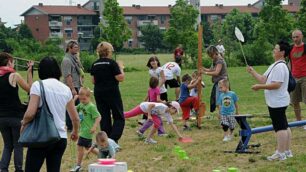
210, 9, 257, 65
0, 25, 17, 52
255, 0, 294, 44
296, 0, 306, 35
164, 0, 199, 67
202, 19, 213, 46
139, 24, 164, 53
39, 38, 64, 62
100, 0, 131, 51
18, 23, 33, 40
91, 26, 101, 51
221, 9, 256, 44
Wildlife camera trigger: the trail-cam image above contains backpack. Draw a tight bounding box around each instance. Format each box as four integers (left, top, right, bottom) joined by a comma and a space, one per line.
267, 61, 296, 93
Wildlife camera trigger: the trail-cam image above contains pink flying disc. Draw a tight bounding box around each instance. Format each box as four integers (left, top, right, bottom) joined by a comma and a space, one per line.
178, 137, 193, 143
98, 159, 116, 165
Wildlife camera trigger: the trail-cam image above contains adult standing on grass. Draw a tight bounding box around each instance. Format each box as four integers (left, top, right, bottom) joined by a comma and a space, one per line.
201, 45, 228, 113
173, 44, 184, 67
289, 30, 306, 123
0, 52, 33, 172
21, 57, 80, 171
247, 40, 292, 161
91, 41, 125, 143
61, 40, 83, 131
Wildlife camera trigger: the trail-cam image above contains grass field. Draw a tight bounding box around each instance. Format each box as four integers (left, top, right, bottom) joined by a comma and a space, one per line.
4, 54, 306, 172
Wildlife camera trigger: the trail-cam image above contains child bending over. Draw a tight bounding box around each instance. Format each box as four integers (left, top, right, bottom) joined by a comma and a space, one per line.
139, 77, 167, 137
125, 101, 183, 144
86, 131, 120, 159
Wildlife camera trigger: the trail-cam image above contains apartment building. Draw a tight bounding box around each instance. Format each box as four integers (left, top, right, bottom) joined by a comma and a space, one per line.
21, 0, 300, 50
21, 3, 99, 50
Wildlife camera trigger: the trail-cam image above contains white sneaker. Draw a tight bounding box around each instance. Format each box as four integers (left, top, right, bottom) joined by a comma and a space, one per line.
222, 136, 230, 142
303, 125, 306, 130
136, 130, 144, 138
144, 138, 157, 144
138, 119, 146, 125
267, 151, 287, 161
70, 165, 81, 172
158, 133, 168, 137
285, 150, 293, 158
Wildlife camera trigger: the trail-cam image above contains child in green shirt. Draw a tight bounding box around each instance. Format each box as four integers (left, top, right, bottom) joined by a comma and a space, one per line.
71, 87, 101, 172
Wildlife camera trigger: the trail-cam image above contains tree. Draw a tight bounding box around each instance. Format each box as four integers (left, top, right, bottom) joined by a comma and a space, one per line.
211, 9, 256, 65
100, 0, 131, 51
18, 23, 33, 40
164, 0, 199, 67
254, 0, 294, 44
139, 24, 164, 53
202, 20, 213, 46
0, 25, 17, 52
296, 0, 306, 35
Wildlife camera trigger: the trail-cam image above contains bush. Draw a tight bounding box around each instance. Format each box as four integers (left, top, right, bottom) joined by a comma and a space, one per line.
229, 42, 273, 66
80, 52, 97, 72
119, 48, 171, 55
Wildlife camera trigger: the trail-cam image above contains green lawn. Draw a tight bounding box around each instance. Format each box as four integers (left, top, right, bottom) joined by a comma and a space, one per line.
5, 54, 306, 172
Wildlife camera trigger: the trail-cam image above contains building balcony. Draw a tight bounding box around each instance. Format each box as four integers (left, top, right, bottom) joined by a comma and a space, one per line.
77, 20, 95, 26
49, 21, 62, 27
78, 31, 94, 38
137, 20, 158, 27
49, 32, 63, 38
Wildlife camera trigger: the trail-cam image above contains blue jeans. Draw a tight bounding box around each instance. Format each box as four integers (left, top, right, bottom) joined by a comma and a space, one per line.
0, 117, 23, 172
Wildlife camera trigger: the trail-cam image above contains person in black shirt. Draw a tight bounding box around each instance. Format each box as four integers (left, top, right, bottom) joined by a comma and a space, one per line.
91, 42, 125, 143
0, 52, 33, 172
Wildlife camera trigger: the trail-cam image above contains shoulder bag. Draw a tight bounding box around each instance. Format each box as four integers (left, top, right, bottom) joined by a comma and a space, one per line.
18, 80, 61, 148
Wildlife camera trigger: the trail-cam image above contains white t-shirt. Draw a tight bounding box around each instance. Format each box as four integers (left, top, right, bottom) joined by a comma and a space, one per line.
263, 60, 290, 108
139, 102, 173, 123
162, 62, 181, 80
216, 44, 225, 55
30, 79, 73, 138
149, 67, 167, 93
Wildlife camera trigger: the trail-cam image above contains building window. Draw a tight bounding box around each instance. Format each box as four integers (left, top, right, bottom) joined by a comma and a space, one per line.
138, 15, 146, 20
64, 16, 72, 25
210, 15, 219, 22
148, 15, 155, 20
125, 16, 132, 25
160, 16, 166, 24
36, 28, 39, 32
128, 39, 133, 48
35, 16, 39, 20
65, 29, 73, 38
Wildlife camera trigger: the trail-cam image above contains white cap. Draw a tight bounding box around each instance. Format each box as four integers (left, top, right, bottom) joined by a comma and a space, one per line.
170, 101, 181, 114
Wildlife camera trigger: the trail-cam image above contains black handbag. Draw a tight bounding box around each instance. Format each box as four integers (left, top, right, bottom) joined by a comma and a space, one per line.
18, 80, 61, 148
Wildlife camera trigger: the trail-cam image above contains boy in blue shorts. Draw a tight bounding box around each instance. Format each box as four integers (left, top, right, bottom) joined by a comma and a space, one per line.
217, 79, 239, 142
71, 87, 101, 172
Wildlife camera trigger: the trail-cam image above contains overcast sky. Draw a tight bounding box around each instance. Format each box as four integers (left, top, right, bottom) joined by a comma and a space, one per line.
0, 0, 288, 27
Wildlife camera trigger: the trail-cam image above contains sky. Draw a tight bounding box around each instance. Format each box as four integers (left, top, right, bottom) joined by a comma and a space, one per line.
0, 0, 289, 27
